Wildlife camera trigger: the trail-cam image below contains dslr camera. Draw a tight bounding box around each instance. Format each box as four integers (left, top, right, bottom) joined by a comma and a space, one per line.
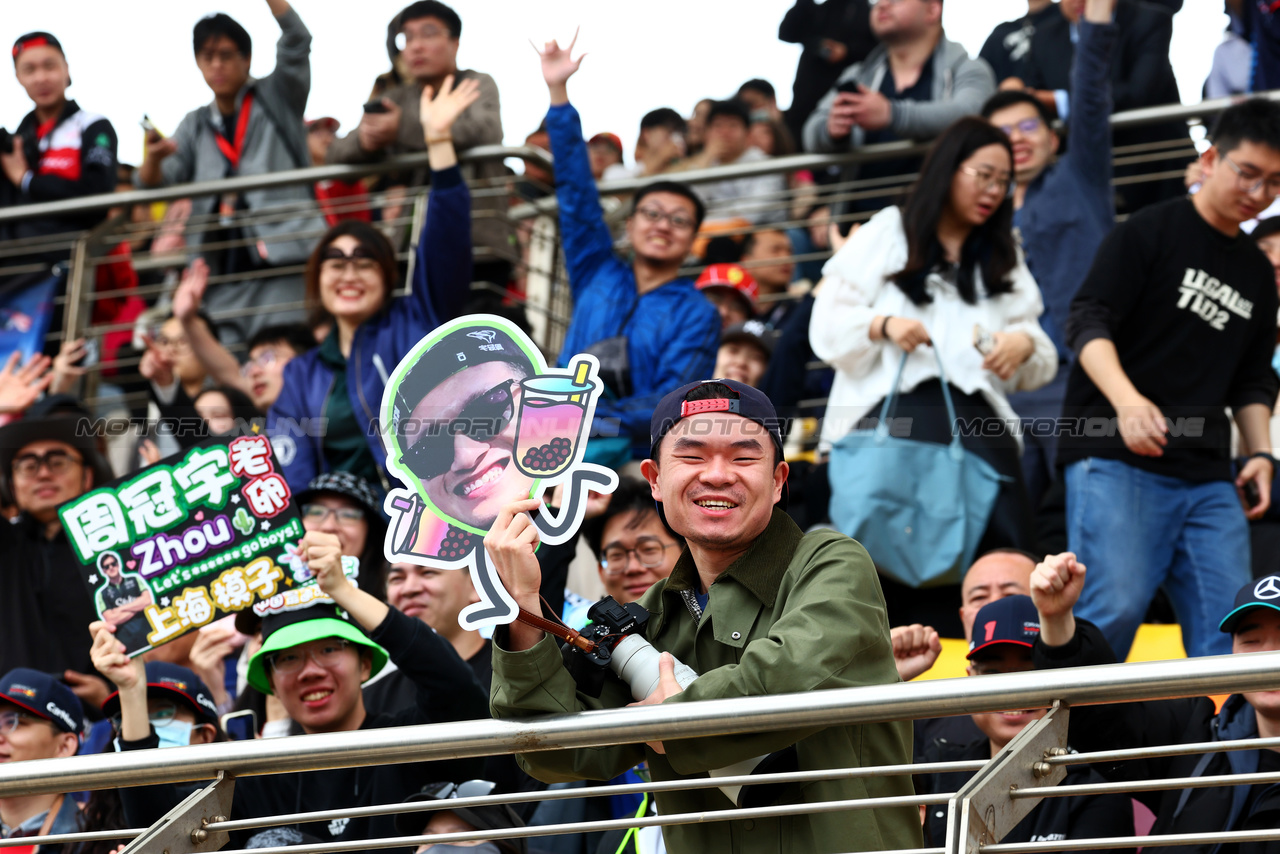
575, 597, 699, 699
566, 597, 796, 808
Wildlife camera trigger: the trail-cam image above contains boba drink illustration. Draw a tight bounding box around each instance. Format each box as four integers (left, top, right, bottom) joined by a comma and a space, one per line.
512, 359, 596, 479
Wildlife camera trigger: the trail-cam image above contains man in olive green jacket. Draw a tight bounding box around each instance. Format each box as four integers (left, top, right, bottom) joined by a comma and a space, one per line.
485, 378, 921, 854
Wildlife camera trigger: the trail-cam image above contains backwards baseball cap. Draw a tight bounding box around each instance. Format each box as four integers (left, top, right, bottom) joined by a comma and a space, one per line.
650, 379, 784, 463
391, 325, 535, 448
246, 602, 388, 695
395, 780, 527, 854
0, 668, 83, 735
102, 662, 219, 727
967, 595, 1041, 659
1220, 575, 1280, 634
12, 32, 63, 63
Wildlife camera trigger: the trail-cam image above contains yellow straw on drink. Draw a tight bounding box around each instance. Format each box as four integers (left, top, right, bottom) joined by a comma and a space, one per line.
569, 359, 590, 403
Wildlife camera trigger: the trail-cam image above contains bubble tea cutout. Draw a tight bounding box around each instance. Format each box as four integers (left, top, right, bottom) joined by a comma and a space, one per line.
513, 360, 596, 479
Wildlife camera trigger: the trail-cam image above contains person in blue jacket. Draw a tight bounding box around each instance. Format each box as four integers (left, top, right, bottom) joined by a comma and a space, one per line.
537, 32, 721, 465
980, 0, 1117, 508
268, 75, 479, 492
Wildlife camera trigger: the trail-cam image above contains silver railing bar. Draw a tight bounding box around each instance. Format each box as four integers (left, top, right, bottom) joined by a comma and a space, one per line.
0, 828, 146, 849
0, 144, 552, 224
1046, 734, 1280, 765
1012, 769, 1280, 799
216, 794, 950, 854
206, 760, 985, 835
982, 827, 1280, 853
2, 651, 1278, 797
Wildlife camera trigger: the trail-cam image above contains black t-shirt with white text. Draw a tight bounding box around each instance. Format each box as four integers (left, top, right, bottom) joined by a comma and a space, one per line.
1060, 197, 1280, 481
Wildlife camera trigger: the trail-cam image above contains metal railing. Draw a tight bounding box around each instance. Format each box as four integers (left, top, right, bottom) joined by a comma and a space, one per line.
0, 651, 1277, 852
0, 91, 1250, 462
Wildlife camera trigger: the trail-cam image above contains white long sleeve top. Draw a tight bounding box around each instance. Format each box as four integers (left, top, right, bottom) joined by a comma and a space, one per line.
809, 206, 1058, 451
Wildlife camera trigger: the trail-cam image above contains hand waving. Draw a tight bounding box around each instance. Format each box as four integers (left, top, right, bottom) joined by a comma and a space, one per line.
0, 350, 52, 414
172, 259, 210, 322
534, 28, 585, 101
420, 74, 482, 140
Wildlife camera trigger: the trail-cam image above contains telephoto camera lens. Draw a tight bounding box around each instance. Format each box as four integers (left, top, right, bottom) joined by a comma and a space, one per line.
610, 634, 699, 701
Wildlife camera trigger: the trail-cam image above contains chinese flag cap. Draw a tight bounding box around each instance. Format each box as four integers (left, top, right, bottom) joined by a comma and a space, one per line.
13, 32, 63, 63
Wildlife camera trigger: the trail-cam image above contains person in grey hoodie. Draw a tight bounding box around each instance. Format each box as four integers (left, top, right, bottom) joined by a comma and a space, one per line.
803, 0, 995, 218
137, 0, 327, 347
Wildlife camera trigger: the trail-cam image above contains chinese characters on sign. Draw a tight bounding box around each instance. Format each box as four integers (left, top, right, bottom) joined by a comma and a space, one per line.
60, 436, 305, 655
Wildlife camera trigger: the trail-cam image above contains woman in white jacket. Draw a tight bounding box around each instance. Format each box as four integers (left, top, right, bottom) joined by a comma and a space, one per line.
811, 118, 1057, 607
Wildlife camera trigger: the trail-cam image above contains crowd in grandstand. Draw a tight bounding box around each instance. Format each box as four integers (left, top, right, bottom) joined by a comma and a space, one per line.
3, 0, 1280, 851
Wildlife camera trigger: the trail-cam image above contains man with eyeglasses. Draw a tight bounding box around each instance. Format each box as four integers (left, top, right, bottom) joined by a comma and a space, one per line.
112, 530, 487, 848
93, 551, 153, 654
135, 0, 325, 347
0, 669, 83, 851
0, 414, 116, 707
326, 1, 511, 286
978, 0, 1118, 513
583, 476, 684, 608
534, 34, 720, 468
1059, 97, 1280, 661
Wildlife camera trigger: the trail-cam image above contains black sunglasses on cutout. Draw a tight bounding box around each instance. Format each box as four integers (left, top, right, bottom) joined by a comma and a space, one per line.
399, 380, 516, 481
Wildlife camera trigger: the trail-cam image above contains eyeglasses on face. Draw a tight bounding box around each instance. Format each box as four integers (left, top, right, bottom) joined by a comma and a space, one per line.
12, 450, 83, 479
240, 348, 280, 376
959, 165, 1013, 196
634, 205, 695, 232
110, 701, 179, 731
268, 639, 354, 674
996, 117, 1044, 138
302, 504, 367, 526
1222, 152, 1280, 197
601, 538, 680, 574
0, 710, 58, 736
399, 380, 516, 482
320, 255, 381, 277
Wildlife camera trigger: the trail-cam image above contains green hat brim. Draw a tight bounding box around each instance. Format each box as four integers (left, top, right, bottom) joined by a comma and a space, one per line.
246, 617, 388, 695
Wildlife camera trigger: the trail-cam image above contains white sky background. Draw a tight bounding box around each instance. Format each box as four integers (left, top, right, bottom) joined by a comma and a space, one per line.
2, 1, 1230, 170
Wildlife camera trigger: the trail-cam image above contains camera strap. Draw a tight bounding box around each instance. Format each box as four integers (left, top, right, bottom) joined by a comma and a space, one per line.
679, 589, 703, 625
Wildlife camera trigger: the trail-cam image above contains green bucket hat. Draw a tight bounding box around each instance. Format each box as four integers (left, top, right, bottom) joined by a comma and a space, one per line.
246, 602, 388, 695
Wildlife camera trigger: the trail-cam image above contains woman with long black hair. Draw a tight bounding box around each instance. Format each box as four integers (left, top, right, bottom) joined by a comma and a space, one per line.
810, 117, 1057, 631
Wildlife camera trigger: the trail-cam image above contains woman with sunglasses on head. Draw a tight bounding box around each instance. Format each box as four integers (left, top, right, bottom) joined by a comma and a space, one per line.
810, 117, 1057, 632
268, 75, 481, 494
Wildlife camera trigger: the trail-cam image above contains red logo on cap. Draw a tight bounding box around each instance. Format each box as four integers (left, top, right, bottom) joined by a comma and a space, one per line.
680, 398, 740, 418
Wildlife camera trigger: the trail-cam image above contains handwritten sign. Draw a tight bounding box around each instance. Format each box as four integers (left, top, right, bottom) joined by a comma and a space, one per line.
60, 435, 305, 655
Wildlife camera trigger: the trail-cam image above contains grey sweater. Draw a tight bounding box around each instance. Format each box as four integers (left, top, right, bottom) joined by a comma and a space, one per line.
141, 7, 326, 268
803, 33, 996, 152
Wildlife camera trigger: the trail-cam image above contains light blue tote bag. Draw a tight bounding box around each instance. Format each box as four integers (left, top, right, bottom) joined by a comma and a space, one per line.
829, 350, 1008, 588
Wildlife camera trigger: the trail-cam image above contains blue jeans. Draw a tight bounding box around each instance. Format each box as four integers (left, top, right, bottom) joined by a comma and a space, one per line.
1065, 457, 1249, 660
